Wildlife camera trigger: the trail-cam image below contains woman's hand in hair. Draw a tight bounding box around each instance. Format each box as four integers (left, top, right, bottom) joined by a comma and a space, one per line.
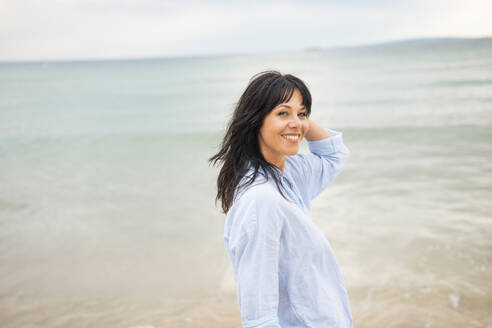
304, 119, 331, 141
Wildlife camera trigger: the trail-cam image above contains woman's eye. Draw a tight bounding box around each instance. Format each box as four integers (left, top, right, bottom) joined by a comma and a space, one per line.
299, 112, 307, 117
278, 111, 288, 116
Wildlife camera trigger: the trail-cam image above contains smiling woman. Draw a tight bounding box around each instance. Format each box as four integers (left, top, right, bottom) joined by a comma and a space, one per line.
209, 70, 352, 327
259, 89, 331, 173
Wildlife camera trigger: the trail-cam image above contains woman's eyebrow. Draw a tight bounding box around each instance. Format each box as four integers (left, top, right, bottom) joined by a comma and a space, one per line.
278, 104, 306, 110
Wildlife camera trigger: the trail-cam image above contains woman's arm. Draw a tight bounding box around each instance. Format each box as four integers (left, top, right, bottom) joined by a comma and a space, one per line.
288, 121, 350, 201
226, 196, 283, 328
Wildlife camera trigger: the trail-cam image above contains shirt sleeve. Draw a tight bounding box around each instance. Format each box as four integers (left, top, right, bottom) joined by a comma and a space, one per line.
226, 197, 283, 328
290, 127, 350, 201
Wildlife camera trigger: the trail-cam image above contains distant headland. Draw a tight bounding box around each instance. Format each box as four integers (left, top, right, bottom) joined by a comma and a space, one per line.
303, 37, 492, 52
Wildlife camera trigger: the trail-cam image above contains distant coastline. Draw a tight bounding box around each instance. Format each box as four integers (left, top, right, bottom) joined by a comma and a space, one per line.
303, 36, 492, 52
2, 36, 491, 64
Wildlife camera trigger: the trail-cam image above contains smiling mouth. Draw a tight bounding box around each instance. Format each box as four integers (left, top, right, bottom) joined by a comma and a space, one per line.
281, 134, 301, 142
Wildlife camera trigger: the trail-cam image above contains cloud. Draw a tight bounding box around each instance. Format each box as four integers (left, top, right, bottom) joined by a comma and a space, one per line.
0, 0, 491, 61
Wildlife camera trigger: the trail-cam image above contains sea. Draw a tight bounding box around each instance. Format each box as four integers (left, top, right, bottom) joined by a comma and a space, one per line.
1, 38, 491, 327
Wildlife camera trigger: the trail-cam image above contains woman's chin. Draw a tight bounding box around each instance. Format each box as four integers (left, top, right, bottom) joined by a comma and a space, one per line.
284, 147, 299, 156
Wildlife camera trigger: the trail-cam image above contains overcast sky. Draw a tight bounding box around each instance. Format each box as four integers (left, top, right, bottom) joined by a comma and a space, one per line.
1, 0, 491, 61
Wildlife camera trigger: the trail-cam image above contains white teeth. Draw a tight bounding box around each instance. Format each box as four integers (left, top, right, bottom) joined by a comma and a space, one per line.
282, 135, 299, 141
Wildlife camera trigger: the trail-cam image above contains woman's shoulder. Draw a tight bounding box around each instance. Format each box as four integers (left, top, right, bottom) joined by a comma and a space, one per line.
225, 183, 286, 239
234, 178, 282, 207
228, 178, 288, 220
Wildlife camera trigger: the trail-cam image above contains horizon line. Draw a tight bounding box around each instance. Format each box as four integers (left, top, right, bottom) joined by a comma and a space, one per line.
1, 35, 491, 64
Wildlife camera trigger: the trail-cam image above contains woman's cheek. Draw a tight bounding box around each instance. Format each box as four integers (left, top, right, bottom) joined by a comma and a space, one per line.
304, 121, 310, 135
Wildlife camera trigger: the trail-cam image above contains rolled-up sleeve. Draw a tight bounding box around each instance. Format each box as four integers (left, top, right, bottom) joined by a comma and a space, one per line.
292, 128, 350, 200
226, 197, 282, 328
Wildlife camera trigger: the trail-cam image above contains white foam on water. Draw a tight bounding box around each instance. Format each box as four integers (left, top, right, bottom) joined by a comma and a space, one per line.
448, 293, 460, 309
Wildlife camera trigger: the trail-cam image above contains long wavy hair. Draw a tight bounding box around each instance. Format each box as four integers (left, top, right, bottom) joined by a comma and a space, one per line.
208, 70, 312, 214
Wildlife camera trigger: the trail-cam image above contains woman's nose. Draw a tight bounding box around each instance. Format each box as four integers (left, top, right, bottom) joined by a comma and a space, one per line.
288, 115, 301, 127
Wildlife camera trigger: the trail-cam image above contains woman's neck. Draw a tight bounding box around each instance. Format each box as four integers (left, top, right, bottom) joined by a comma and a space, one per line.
264, 155, 286, 176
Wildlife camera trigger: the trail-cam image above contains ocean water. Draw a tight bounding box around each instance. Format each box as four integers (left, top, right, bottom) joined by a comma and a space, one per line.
1, 38, 492, 327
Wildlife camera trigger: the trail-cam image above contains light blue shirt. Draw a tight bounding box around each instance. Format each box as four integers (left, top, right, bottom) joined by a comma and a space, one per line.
224, 128, 353, 328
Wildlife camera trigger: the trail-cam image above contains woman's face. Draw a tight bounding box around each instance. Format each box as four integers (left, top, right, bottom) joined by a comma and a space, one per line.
258, 88, 310, 167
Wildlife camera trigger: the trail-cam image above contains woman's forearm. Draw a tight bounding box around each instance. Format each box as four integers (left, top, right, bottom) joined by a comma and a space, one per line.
304, 120, 331, 141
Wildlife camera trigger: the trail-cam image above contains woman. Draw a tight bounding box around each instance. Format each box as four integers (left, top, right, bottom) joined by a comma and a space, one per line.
209, 71, 353, 327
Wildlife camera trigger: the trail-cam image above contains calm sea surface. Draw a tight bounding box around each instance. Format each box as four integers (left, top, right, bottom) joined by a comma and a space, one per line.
1, 39, 491, 327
